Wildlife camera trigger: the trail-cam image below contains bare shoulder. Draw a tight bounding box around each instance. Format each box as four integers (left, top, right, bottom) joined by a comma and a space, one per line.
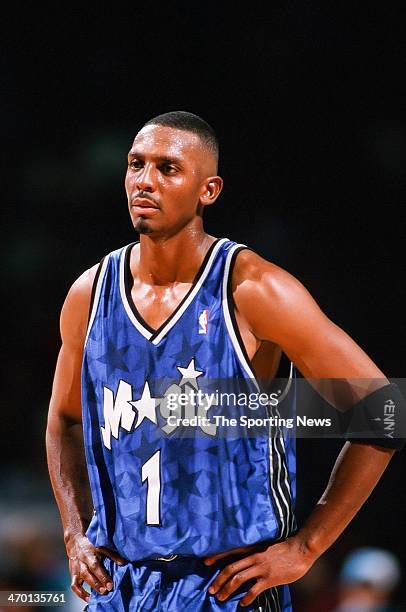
232, 248, 306, 306
64, 263, 99, 311
60, 263, 100, 348
231, 248, 325, 343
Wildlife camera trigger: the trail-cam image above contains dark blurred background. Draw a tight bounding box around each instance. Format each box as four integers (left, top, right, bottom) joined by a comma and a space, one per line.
1, 3, 405, 610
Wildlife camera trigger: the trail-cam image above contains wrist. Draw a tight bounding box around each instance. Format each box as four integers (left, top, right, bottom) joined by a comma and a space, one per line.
63, 526, 86, 547
289, 530, 321, 568
63, 511, 92, 546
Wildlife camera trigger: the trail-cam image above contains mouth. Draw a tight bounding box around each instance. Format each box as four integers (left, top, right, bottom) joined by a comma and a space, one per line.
132, 196, 159, 207
131, 197, 160, 215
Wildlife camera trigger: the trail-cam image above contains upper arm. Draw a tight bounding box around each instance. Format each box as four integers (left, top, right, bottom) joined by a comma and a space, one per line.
233, 250, 386, 390
48, 264, 99, 424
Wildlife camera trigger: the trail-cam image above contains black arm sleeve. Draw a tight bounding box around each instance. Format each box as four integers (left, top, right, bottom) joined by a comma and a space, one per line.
344, 383, 406, 451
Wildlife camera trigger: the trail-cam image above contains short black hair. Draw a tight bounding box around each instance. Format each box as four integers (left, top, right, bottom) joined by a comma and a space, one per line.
142, 111, 219, 162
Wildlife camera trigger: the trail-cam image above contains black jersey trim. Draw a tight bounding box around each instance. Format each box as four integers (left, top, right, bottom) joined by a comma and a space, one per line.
256, 586, 280, 611
225, 246, 254, 369
269, 430, 287, 538
123, 241, 156, 333
84, 255, 110, 347
87, 256, 106, 326
270, 420, 293, 538
150, 238, 222, 341
123, 238, 223, 342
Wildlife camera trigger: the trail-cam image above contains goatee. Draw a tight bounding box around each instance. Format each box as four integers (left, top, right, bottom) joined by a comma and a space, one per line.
133, 218, 153, 234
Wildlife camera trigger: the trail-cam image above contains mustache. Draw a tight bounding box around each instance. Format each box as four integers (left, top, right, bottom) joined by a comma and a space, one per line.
132, 191, 160, 207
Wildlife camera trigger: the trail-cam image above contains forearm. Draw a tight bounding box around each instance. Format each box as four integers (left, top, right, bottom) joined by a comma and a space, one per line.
297, 441, 394, 560
46, 415, 93, 544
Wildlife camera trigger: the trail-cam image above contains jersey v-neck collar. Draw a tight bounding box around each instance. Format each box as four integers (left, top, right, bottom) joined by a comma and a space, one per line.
119, 238, 228, 345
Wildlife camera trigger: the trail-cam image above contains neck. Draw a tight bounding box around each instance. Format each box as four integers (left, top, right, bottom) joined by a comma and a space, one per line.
136, 222, 216, 285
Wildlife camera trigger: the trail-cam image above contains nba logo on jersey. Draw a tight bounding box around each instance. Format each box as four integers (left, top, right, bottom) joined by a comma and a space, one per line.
198, 309, 209, 334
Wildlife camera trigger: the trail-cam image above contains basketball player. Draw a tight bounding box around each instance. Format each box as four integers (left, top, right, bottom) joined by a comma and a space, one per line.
46, 111, 404, 611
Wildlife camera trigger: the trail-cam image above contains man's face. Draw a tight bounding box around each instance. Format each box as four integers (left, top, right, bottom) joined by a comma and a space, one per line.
125, 124, 216, 236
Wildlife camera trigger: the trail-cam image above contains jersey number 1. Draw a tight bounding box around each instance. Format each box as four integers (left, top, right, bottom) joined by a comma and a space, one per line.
141, 450, 161, 525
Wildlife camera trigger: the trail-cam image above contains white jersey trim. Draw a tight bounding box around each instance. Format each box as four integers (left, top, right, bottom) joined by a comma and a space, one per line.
119, 238, 229, 345
119, 245, 153, 341
84, 254, 111, 347
221, 243, 260, 389
151, 238, 228, 344
278, 361, 293, 403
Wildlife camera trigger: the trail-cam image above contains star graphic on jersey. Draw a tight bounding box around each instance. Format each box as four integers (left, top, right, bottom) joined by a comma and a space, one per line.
223, 503, 244, 530
169, 334, 203, 363
167, 463, 203, 504
177, 358, 203, 389
129, 382, 158, 430
96, 340, 130, 378
128, 428, 162, 463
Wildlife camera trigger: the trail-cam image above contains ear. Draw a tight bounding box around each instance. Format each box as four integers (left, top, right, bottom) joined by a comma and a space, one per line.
199, 176, 224, 207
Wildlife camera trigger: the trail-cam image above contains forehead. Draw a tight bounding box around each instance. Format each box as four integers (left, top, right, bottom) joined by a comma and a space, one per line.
129, 125, 203, 158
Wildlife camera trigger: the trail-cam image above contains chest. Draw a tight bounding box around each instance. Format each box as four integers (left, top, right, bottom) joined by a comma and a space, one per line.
130, 281, 281, 379
130, 282, 194, 331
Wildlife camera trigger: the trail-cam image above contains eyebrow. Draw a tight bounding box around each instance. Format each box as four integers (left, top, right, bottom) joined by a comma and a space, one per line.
127, 151, 183, 165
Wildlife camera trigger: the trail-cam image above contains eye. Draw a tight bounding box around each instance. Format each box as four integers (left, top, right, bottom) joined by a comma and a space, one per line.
129, 159, 143, 170
160, 163, 177, 175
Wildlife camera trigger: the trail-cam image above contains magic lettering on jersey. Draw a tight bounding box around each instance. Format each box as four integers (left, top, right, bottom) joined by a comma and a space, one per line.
100, 359, 285, 449
101, 359, 218, 448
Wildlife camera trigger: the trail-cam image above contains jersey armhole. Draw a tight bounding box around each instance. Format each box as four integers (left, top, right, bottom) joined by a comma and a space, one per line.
222, 244, 262, 385
84, 255, 110, 347
87, 257, 106, 326
223, 245, 295, 401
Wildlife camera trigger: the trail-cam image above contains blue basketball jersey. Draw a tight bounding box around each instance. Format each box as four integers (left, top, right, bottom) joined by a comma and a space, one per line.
81, 238, 297, 562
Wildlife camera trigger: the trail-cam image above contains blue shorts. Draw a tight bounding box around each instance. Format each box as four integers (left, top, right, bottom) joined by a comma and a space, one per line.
83, 556, 291, 611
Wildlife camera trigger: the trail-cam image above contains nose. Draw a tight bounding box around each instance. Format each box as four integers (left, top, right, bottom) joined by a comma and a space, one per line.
135, 163, 156, 192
